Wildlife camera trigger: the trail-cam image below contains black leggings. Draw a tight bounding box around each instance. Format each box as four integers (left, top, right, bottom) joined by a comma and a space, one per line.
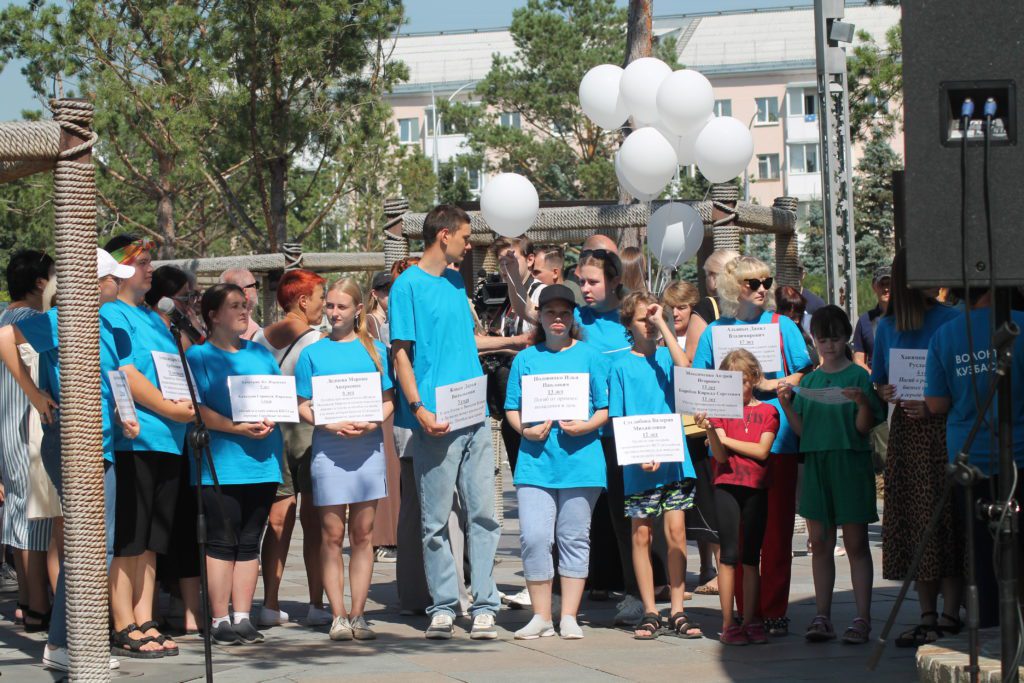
202, 483, 277, 562
714, 484, 769, 567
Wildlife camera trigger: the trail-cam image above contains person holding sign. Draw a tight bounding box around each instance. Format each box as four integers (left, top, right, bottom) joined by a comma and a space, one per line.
1, 248, 141, 668
871, 250, 963, 647
389, 205, 500, 641
777, 306, 886, 645
691, 256, 811, 637
185, 284, 284, 647
694, 350, 779, 645
294, 278, 394, 642
608, 291, 701, 640
101, 234, 195, 658
502, 284, 608, 640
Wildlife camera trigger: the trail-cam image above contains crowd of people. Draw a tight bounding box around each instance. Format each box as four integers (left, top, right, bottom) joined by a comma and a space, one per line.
0, 203, 1020, 670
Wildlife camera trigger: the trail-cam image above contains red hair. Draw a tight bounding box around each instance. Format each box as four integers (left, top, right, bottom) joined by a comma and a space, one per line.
277, 269, 326, 311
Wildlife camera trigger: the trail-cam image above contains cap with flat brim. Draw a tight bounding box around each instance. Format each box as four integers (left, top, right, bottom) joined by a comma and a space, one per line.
97, 248, 136, 279
537, 284, 577, 309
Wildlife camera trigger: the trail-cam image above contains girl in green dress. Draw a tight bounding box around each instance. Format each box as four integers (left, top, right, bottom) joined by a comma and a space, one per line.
777, 305, 886, 646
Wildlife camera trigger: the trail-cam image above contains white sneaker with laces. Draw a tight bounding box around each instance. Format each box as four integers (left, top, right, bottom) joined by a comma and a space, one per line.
43, 645, 120, 671
614, 595, 644, 626
505, 587, 532, 609
425, 612, 454, 640
258, 606, 289, 627
470, 612, 498, 640
306, 604, 333, 626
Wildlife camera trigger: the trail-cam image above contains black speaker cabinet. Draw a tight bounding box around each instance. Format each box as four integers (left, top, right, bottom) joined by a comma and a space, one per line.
902, 0, 1023, 287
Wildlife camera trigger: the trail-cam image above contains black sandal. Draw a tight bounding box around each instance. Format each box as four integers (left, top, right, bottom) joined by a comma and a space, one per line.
139, 620, 179, 656
669, 612, 703, 639
938, 613, 964, 636
23, 607, 51, 634
633, 612, 662, 640
110, 623, 166, 659
895, 612, 941, 648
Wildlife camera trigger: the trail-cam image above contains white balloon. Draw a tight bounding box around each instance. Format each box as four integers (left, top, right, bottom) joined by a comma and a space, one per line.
618, 127, 678, 197
647, 202, 705, 270
674, 114, 714, 166
656, 70, 715, 135
614, 152, 658, 202
694, 116, 755, 184
480, 173, 539, 238
620, 57, 672, 125
579, 64, 628, 130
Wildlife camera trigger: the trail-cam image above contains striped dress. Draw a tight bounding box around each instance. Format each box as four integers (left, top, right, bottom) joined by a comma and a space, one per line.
0, 306, 53, 551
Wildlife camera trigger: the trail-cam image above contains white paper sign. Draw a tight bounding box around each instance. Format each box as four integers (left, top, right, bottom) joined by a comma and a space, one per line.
612, 414, 686, 466
435, 375, 488, 431
793, 385, 851, 405
889, 348, 928, 401
107, 370, 138, 424
228, 375, 299, 423
674, 367, 744, 419
312, 373, 383, 425
521, 373, 590, 423
712, 324, 782, 374
151, 351, 199, 401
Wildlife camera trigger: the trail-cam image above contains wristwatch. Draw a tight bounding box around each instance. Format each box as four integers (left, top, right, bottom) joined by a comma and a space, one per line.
409, 400, 424, 414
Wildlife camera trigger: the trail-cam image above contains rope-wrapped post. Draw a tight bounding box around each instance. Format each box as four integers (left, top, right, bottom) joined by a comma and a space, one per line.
383, 198, 410, 269
710, 183, 741, 251
773, 196, 801, 288
52, 98, 109, 681
282, 241, 303, 271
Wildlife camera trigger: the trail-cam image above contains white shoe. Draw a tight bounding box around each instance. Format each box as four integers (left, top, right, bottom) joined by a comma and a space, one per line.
306, 604, 333, 626
504, 587, 532, 609
42, 645, 120, 671
470, 612, 498, 640
514, 615, 555, 640
614, 595, 644, 626
329, 615, 353, 641
425, 612, 454, 640
559, 615, 584, 640
258, 606, 289, 627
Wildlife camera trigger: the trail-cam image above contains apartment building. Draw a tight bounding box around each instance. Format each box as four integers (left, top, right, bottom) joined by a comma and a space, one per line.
385, 2, 902, 216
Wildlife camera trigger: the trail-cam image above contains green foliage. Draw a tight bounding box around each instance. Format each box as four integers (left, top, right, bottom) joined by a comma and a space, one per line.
853, 132, 900, 244
397, 149, 438, 213
0, 175, 55, 283
446, 0, 678, 200
847, 23, 903, 144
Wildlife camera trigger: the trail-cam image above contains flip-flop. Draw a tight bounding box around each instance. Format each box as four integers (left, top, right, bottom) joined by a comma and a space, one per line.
693, 583, 719, 596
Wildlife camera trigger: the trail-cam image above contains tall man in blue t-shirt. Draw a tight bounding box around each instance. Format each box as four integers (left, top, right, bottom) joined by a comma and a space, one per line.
390, 205, 501, 640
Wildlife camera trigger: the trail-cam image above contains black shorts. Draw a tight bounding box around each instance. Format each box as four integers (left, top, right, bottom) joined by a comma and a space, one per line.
202, 483, 277, 562
114, 450, 181, 556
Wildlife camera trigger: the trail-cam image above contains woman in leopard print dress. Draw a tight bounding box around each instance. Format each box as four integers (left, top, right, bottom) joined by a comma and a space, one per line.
871, 250, 963, 647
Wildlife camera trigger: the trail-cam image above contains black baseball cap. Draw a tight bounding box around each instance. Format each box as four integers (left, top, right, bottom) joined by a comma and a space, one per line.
371, 271, 392, 290
537, 284, 578, 309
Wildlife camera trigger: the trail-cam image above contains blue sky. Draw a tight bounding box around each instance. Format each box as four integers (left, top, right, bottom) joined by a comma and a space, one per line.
0, 0, 812, 120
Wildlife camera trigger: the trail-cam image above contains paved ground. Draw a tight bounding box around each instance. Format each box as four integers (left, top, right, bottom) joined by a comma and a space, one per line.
0, 467, 924, 682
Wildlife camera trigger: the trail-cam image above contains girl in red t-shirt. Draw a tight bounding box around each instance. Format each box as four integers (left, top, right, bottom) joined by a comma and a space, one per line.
695, 349, 779, 645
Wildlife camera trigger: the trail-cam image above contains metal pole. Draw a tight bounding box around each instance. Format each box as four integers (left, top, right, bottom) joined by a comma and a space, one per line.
813, 0, 858, 318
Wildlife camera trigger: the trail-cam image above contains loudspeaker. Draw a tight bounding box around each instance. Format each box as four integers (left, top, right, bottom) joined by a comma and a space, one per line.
902, 0, 1023, 286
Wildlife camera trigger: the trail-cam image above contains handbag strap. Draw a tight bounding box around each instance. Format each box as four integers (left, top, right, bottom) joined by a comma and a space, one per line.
771, 313, 791, 376
278, 328, 317, 368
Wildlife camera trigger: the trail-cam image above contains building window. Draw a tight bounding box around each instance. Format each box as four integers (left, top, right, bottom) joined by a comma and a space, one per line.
456, 166, 481, 191
425, 107, 459, 136
788, 143, 820, 174
787, 88, 817, 120
398, 118, 419, 144
757, 153, 780, 180
714, 99, 732, 117
499, 112, 521, 128
755, 96, 780, 125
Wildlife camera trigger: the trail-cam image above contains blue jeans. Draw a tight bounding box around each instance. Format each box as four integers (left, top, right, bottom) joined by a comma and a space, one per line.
412, 423, 500, 617
517, 485, 601, 582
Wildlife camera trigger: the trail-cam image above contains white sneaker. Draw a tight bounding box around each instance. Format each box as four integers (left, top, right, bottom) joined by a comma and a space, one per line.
258, 606, 289, 627
514, 615, 555, 640
329, 615, 353, 641
504, 587, 532, 609
425, 612, 454, 640
614, 595, 644, 626
470, 612, 498, 640
559, 615, 584, 640
306, 604, 333, 626
42, 645, 120, 671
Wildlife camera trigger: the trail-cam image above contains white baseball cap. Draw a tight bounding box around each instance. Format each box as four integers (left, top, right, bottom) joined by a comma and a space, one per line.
97, 248, 136, 279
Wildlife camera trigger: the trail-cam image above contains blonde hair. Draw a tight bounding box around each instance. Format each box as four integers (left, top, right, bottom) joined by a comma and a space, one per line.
704, 249, 741, 276
620, 246, 648, 293
717, 256, 773, 318
660, 280, 699, 309
328, 278, 383, 374
719, 348, 763, 386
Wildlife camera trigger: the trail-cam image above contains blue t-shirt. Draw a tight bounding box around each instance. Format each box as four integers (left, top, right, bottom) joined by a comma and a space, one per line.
16, 309, 131, 462
608, 347, 696, 495
574, 307, 632, 362
871, 305, 961, 385
388, 265, 485, 429
185, 341, 284, 485
100, 300, 188, 455
692, 310, 812, 454
925, 308, 1024, 474
504, 341, 609, 489
294, 337, 393, 399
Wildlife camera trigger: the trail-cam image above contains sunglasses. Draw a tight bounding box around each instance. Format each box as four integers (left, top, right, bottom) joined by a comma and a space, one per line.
242, 281, 259, 291
173, 292, 202, 304
578, 248, 622, 277
743, 277, 774, 291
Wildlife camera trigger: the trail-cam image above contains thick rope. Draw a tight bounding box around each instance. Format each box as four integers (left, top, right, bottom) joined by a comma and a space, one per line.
282, 242, 303, 271
50, 100, 109, 682
773, 196, 801, 288
0, 121, 62, 161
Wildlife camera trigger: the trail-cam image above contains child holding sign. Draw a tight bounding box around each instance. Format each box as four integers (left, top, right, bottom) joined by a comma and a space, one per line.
608, 291, 701, 640
777, 305, 885, 645
504, 285, 609, 640
695, 349, 778, 645
294, 278, 394, 642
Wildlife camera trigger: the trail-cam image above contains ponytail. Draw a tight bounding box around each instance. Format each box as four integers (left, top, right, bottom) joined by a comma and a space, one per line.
328, 278, 384, 374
